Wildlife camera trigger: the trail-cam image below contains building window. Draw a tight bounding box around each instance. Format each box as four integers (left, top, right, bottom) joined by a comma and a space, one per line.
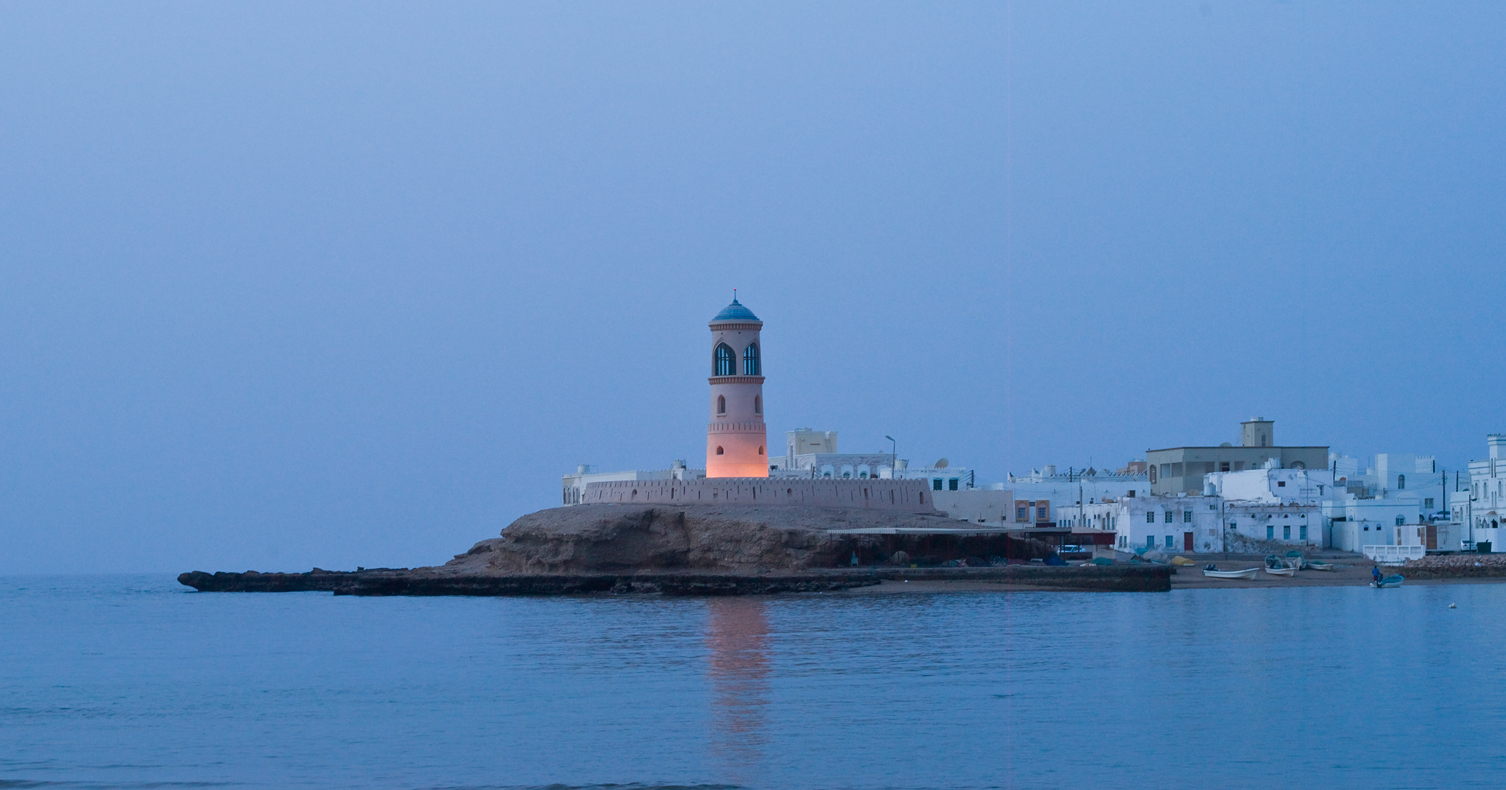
1300, 526, 1308, 540
949, 478, 959, 491
1277, 481, 1286, 488
1165, 535, 1173, 548
714, 343, 736, 376
1183, 510, 1192, 523
716, 446, 724, 455
1267, 525, 1274, 539
1396, 515, 1405, 526
743, 343, 760, 376
1146, 511, 1155, 524
932, 479, 943, 491
758, 446, 764, 455
1397, 474, 1405, 490
1220, 462, 1230, 472
717, 395, 726, 415
1164, 511, 1173, 524
1425, 498, 1434, 509
754, 395, 761, 415
1146, 535, 1155, 548
1017, 506, 1028, 521
1037, 506, 1047, 520
1283, 526, 1291, 540
1119, 536, 1126, 548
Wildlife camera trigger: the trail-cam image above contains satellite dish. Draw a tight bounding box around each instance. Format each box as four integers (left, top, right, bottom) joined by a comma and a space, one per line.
1219, 442, 1233, 448
934, 458, 949, 469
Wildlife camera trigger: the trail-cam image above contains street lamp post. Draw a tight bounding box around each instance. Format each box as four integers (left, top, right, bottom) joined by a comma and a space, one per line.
885, 435, 897, 478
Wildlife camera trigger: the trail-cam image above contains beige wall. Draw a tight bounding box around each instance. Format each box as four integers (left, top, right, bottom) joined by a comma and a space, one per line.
583, 478, 937, 513
1147, 446, 1329, 495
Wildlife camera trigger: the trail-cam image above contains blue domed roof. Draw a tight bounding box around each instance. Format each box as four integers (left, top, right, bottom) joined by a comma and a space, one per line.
711, 297, 760, 323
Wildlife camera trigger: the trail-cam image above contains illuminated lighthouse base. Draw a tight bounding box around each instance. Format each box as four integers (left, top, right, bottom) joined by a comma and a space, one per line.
707, 420, 769, 478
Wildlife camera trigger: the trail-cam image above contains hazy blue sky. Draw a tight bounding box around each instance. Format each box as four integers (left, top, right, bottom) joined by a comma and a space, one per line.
3, 2, 1503, 573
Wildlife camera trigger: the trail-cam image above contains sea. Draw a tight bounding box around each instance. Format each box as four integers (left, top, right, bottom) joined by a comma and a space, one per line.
2, 575, 1501, 790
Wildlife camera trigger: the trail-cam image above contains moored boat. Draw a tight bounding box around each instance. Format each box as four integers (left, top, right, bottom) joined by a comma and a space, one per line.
1203, 566, 1259, 580
1263, 565, 1297, 577
1306, 561, 1335, 571
1370, 574, 1404, 588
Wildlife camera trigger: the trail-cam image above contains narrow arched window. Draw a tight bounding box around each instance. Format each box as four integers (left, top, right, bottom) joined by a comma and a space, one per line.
717, 395, 726, 415
753, 395, 761, 415
743, 342, 760, 375
716, 446, 724, 455
758, 446, 764, 455
1397, 474, 1405, 490
714, 343, 735, 376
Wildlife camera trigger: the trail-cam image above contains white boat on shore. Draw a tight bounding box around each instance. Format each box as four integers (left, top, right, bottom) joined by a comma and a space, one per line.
1263, 565, 1297, 577
1203, 567, 1259, 580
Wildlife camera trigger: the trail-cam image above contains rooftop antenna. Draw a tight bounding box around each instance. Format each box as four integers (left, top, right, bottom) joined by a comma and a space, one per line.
733, 287, 738, 301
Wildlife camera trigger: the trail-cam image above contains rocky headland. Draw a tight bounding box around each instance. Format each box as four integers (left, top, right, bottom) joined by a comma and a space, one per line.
178, 503, 1173, 595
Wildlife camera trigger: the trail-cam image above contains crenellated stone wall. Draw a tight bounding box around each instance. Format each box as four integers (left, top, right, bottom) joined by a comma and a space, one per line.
582, 478, 938, 513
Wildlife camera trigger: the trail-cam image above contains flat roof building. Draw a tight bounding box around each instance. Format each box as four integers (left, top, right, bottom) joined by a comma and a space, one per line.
1147, 418, 1328, 496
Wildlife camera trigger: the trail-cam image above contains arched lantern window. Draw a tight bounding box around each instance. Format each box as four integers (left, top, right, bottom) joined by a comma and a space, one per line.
714, 343, 735, 376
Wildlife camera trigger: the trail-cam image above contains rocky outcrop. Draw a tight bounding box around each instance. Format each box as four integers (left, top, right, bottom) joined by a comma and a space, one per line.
434, 504, 1051, 575
177, 504, 1171, 595
1399, 554, 1506, 579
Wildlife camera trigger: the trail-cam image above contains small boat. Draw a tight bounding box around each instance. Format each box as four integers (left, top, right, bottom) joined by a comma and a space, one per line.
1264, 565, 1297, 577
1203, 566, 1259, 580
1306, 561, 1335, 571
1371, 574, 1404, 588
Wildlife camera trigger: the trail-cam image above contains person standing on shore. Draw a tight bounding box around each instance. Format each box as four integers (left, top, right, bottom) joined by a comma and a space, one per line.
1372, 566, 1382, 584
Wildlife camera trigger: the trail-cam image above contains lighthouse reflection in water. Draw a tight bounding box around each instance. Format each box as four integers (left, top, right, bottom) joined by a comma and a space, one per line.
705, 597, 771, 778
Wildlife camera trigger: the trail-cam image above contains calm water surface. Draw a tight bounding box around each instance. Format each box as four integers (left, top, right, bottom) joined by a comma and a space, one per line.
2, 575, 1501, 789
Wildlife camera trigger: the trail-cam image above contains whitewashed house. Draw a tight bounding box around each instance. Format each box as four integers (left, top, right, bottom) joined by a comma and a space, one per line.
1059, 495, 1224, 554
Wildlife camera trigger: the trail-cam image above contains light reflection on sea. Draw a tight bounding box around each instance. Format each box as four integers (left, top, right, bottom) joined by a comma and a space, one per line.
1, 575, 1503, 789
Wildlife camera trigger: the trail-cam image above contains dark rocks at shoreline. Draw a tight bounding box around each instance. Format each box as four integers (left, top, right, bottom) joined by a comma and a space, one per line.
1399, 554, 1506, 579
177, 504, 1170, 596
177, 565, 1173, 595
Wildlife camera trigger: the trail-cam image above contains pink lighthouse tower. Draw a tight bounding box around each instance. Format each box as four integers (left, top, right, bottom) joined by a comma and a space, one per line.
706, 293, 768, 478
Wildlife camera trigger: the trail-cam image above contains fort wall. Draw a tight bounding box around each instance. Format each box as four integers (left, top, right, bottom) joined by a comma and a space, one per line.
582, 478, 938, 513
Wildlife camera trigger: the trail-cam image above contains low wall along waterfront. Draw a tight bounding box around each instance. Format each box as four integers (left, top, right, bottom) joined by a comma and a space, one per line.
581, 478, 937, 513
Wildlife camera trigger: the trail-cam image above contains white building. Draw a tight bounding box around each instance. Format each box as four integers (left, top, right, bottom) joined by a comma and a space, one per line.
1006, 464, 1150, 528
771, 429, 976, 491
1455, 435, 1506, 552
1059, 495, 1225, 554
1322, 452, 1448, 552
1204, 466, 1336, 504
1202, 467, 1330, 549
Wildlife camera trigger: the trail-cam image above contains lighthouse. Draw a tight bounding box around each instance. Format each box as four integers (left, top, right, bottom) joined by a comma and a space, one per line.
706, 296, 768, 478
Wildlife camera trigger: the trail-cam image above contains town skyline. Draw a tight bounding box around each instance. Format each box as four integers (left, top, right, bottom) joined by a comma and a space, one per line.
2, 3, 1503, 575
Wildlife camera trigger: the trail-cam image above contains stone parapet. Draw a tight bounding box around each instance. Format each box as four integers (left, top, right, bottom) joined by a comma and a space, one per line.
582, 478, 938, 512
